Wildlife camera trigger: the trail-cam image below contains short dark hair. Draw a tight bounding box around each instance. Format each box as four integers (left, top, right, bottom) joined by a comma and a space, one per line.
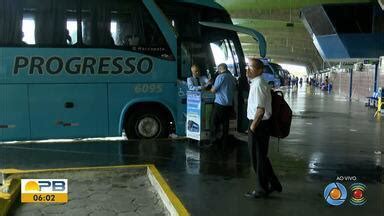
218, 63, 228, 71
191, 64, 200, 69
249, 58, 264, 70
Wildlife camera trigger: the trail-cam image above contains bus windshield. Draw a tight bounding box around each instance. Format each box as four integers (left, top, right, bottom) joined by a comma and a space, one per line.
157, 1, 244, 79
210, 39, 240, 77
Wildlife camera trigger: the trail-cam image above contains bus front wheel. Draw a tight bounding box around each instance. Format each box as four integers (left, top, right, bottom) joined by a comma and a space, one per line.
125, 108, 168, 139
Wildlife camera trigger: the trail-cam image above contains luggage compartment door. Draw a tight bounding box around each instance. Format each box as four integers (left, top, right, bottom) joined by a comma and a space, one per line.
29, 84, 108, 139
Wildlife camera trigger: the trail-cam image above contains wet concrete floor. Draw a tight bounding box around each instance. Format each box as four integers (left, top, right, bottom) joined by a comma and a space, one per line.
1, 85, 383, 216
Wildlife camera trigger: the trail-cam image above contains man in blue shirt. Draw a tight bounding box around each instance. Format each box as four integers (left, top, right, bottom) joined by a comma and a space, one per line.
209, 63, 237, 147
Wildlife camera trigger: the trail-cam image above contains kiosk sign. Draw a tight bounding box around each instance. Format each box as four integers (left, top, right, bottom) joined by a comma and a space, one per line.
186, 91, 214, 141
186, 91, 202, 140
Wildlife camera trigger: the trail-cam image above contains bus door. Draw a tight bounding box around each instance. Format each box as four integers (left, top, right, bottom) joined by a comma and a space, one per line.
200, 21, 267, 133
176, 41, 215, 136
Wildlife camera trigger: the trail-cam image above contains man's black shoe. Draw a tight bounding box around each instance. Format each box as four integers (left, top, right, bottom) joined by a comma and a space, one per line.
244, 190, 269, 199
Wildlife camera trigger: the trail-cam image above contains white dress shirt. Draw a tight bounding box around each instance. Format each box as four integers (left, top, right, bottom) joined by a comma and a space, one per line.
247, 76, 272, 120
187, 75, 209, 91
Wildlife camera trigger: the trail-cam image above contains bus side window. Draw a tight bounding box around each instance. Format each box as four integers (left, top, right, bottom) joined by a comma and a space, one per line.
81, 0, 115, 47
32, 0, 77, 46
110, 1, 145, 47
0, 0, 78, 47
21, 15, 35, 45
109, 0, 172, 59
66, 19, 77, 45
5, 0, 77, 46
0, 0, 24, 45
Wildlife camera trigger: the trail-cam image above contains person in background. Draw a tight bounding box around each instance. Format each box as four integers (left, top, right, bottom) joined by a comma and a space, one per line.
208, 63, 237, 148
17, 31, 27, 45
244, 58, 282, 199
187, 64, 209, 91
288, 76, 292, 88
65, 29, 72, 45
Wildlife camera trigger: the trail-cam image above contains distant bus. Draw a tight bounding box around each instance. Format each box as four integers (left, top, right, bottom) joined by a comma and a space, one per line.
258, 59, 282, 87
0, 0, 266, 141
270, 62, 288, 86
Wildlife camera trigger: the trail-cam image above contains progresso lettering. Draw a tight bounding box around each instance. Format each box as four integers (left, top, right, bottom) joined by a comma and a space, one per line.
13, 56, 153, 75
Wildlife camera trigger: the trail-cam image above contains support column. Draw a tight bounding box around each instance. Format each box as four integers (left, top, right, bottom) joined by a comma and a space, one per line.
374, 63, 379, 93
349, 68, 353, 101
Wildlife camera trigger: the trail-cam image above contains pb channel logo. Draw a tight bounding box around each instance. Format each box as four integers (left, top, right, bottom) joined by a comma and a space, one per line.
323, 178, 367, 206
21, 179, 68, 203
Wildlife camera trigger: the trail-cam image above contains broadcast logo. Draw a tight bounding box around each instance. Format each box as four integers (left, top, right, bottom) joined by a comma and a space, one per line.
323, 182, 347, 206
21, 179, 68, 203
350, 183, 367, 206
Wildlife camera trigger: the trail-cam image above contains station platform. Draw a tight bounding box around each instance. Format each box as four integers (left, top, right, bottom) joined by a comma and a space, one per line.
1, 85, 383, 216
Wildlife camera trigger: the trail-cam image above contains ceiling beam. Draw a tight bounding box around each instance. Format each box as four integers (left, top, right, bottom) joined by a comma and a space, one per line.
216, 0, 371, 10
243, 51, 323, 71
243, 46, 321, 60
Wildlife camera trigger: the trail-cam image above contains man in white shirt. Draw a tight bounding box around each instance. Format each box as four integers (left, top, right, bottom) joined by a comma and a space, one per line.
187, 64, 209, 91
245, 58, 282, 199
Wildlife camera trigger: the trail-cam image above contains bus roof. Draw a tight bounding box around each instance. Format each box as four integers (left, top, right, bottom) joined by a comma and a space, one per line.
167, 0, 225, 10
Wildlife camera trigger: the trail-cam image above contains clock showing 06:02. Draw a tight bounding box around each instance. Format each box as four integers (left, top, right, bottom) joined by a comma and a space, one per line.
21, 179, 68, 203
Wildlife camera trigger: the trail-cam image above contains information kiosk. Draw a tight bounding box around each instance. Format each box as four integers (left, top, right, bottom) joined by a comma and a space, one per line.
186, 91, 215, 141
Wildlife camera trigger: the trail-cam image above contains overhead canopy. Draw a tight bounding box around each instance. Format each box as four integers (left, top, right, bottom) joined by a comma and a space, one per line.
301, 2, 384, 62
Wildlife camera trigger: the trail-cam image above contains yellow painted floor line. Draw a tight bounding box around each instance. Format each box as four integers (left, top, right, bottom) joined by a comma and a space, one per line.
0, 179, 21, 216
1, 164, 189, 216
148, 165, 190, 216
0, 164, 150, 175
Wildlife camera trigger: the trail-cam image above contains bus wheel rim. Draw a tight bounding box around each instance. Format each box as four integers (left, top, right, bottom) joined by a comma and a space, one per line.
137, 116, 160, 138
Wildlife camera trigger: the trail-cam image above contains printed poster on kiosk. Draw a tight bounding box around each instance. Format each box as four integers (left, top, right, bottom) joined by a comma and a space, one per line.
186, 91, 201, 140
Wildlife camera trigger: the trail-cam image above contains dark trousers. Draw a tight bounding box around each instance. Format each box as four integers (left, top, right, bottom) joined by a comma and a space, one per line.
248, 120, 281, 192
210, 103, 232, 144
